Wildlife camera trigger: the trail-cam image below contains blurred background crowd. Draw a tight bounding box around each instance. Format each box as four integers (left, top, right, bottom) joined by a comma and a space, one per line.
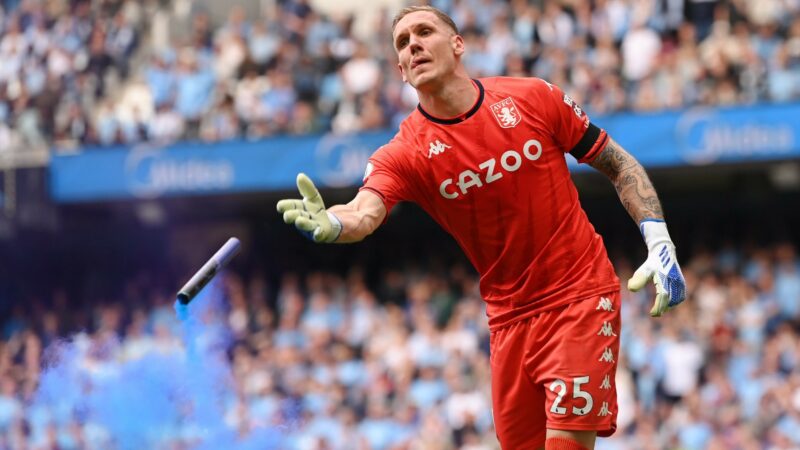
0, 0, 798, 150
1, 0, 800, 449
2, 241, 800, 449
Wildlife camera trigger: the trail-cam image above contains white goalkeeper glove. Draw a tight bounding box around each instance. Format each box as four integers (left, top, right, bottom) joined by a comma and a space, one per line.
276, 173, 342, 243
628, 220, 686, 317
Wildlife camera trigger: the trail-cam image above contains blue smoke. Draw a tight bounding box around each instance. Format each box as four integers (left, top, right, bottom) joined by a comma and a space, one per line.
31, 283, 285, 449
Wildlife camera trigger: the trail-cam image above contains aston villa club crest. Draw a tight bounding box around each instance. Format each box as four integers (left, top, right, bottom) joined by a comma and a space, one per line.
490, 97, 522, 128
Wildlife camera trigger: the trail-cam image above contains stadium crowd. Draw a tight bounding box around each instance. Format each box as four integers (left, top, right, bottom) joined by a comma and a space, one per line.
1, 241, 800, 449
1, 0, 800, 448
0, 0, 798, 150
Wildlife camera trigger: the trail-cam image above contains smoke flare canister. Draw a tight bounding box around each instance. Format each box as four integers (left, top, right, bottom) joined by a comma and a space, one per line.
177, 238, 241, 304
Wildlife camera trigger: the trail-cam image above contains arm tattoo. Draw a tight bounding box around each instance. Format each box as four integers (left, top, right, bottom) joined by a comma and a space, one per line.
589, 138, 664, 224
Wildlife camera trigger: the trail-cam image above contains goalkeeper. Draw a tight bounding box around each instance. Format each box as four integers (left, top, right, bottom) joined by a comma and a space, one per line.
278, 6, 685, 450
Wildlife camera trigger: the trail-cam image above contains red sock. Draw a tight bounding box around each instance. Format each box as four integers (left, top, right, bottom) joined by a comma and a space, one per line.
545, 437, 589, 450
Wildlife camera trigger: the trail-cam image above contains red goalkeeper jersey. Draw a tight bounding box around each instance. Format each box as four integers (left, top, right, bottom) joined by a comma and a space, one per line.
361, 77, 619, 330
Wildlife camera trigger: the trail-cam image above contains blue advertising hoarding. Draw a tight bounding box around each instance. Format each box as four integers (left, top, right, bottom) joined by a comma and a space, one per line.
595, 103, 800, 167
50, 103, 800, 203
51, 131, 390, 202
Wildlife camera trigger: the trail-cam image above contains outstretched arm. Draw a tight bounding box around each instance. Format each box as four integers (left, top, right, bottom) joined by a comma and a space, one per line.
328, 190, 386, 243
588, 138, 686, 317
277, 173, 386, 243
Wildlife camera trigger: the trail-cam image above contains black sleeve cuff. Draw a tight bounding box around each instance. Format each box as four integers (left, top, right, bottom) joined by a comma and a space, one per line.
569, 123, 602, 161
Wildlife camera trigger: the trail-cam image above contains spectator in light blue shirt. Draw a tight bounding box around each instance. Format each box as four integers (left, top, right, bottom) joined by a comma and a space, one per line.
260, 70, 296, 125
301, 292, 340, 334
0, 377, 21, 431
776, 410, 800, 446
174, 50, 215, 121
334, 344, 367, 387
751, 23, 782, 66
23, 60, 46, 97
774, 243, 800, 319
145, 54, 176, 108
249, 22, 281, 66
51, 16, 82, 54
409, 366, 449, 409
304, 12, 340, 58
679, 421, 713, 450
727, 343, 759, 394
305, 402, 344, 444
767, 48, 798, 102
358, 400, 403, 450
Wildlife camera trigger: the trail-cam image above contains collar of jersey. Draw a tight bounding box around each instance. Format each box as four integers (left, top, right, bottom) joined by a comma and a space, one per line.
416, 79, 484, 125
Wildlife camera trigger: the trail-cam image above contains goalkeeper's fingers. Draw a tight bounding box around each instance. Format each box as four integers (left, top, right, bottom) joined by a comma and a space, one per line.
627, 264, 652, 292
282, 209, 312, 224
294, 217, 317, 232
276, 199, 304, 214
296, 173, 323, 208
650, 291, 670, 317
649, 272, 671, 317
297, 218, 327, 243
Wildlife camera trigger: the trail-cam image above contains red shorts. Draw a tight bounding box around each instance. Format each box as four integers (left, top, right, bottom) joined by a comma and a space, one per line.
490, 292, 621, 449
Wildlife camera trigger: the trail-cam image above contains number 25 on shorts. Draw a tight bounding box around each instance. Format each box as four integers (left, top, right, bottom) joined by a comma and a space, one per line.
549, 376, 593, 416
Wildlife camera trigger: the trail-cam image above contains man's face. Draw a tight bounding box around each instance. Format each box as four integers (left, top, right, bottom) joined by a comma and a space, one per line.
393, 11, 464, 89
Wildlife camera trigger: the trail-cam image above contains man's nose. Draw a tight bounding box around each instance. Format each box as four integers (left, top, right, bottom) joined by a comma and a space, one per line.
408, 36, 423, 53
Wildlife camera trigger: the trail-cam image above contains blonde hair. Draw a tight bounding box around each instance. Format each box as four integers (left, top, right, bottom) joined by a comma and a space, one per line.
391, 5, 460, 36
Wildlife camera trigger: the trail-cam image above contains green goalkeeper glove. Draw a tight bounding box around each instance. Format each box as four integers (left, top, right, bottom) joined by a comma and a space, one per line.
276, 173, 342, 243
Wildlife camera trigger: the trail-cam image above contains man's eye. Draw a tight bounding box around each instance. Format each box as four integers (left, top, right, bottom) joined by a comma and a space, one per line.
399, 39, 408, 48
420, 29, 431, 36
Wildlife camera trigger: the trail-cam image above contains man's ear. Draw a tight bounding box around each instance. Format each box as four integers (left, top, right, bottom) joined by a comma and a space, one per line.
452, 34, 465, 56
397, 62, 407, 82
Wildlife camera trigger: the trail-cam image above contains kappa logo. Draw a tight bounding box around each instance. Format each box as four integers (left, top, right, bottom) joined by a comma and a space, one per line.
597, 321, 617, 337
597, 402, 610, 417
428, 140, 452, 159
596, 297, 614, 312
600, 375, 612, 390
599, 347, 614, 363
490, 97, 522, 128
